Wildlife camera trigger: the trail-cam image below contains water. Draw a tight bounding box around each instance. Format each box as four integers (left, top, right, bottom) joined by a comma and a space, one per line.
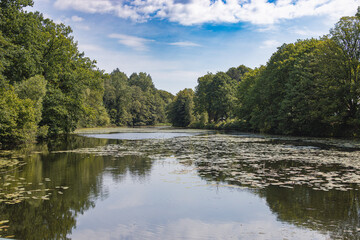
80, 132, 201, 140
0, 130, 359, 239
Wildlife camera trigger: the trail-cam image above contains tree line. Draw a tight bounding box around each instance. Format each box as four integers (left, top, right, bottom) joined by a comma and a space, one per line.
2, 0, 359, 147
168, 9, 360, 137
0, 0, 173, 146
103, 69, 173, 126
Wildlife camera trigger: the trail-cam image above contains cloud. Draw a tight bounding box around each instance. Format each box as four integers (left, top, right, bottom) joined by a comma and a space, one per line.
261, 40, 281, 49
53, 0, 360, 26
71, 15, 83, 22
290, 27, 326, 37
78, 44, 103, 53
108, 34, 154, 51
169, 41, 201, 47
76, 24, 90, 31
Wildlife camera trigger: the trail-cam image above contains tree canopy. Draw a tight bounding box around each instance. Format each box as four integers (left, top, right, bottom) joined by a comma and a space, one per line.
174, 8, 360, 137
103, 69, 173, 126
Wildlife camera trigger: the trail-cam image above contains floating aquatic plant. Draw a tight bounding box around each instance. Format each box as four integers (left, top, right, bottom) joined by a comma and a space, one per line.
58, 134, 360, 192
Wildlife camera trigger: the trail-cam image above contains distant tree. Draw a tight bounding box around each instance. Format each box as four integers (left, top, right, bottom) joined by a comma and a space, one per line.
157, 90, 174, 105
103, 70, 130, 125
195, 72, 237, 122
168, 88, 194, 127
129, 72, 155, 92
103, 69, 173, 126
194, 73, 213, 118
236, 66, 264, 129
226, 65, 252, 82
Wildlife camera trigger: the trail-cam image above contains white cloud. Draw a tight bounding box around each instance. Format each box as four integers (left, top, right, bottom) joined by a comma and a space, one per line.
108, 34, 154, 51
42, 13, 52, 20
290, 26, 327, 37
78, 43, 103, 53
76, 24, 90, 31
53, 0, 360, 26
261, 39, 281, 49
169, 41, 201, 47
71, 15, 83, 22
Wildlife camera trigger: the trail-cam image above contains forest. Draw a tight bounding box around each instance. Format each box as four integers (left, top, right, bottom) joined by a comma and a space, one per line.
0, 0, 173, 146
168, 9, 360, 138
1, 0, 360, 147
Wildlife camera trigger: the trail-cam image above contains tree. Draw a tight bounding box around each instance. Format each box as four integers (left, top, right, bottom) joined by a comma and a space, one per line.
103, 69, 173, 126
168, 88, 195, 127
236, 66, 264, 129
0, 1, 111, 141
0, 85, 37, 145
226, 65, 251, 82
195, 72, 237, 122
323, 11, 360, 135
129, 72, 155, 92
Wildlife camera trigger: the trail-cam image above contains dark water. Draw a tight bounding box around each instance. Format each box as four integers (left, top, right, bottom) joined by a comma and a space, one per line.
0, 131, 360, 239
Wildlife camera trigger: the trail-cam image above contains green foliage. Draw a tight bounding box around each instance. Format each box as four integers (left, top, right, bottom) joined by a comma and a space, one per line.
129, 72, 155, 92
189, 8, 360, 137
0, 75, 48, 145
0, 1, 111, 145
226, 64, 251, 82
41, 86, 77, 136
103, 69, 174, 126
15, 75, 48, 136
195, 71, 238, 122
0, 85, 37, 145
232, 10, 360, 137
168, 88, 195, 127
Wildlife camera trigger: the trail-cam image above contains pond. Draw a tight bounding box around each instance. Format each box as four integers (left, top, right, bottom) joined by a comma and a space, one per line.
0, 128, 360, 239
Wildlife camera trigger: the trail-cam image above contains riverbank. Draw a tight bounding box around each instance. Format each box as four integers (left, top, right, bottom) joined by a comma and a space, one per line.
74, 126, 215, 134
74, 125, 360, 150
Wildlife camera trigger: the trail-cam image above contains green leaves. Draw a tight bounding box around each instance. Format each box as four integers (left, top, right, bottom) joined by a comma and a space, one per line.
194, 71, 238, 122
0, 2, 113, 143
233, 11, 360, 137
103, 69, 173, 127
168, 88, 194, 127
0, 85, 37, 145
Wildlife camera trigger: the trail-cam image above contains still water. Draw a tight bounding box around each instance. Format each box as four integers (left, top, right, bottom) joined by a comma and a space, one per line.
0, 129, 360, 239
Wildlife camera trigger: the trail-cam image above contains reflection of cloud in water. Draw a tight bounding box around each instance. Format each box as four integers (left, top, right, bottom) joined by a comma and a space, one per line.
106, 192, 145, 210
71, 218, 328, 240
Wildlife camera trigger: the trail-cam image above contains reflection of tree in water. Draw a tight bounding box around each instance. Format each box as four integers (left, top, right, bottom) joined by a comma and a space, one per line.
46, 134, 111, 151
104, 155, 153, 183
260, 186, 360, 239
0, 148, 154, 239
195, 160, 360, 239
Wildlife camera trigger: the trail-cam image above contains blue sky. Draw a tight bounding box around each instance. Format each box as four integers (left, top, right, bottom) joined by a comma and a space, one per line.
30, 0, 359, 94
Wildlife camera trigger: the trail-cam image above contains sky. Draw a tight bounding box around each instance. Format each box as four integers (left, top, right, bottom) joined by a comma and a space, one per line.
30, 0, 360, 94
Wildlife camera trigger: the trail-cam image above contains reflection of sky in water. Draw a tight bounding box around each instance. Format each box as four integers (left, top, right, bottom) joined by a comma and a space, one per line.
71, 158, 329, 240
81, 132, 201, 140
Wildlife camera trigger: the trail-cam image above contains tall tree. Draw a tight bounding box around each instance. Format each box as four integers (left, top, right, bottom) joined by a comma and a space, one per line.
324, 11, 360, 134
195, 72, 237, 122
0, 0, 110, 141
226, 65, 251, 82
168, 88, 194, 127
103, 69, 173, 126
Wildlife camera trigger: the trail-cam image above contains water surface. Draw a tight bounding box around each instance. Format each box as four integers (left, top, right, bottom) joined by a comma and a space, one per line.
0, 129, 359, 239
81, 132, 201, 140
